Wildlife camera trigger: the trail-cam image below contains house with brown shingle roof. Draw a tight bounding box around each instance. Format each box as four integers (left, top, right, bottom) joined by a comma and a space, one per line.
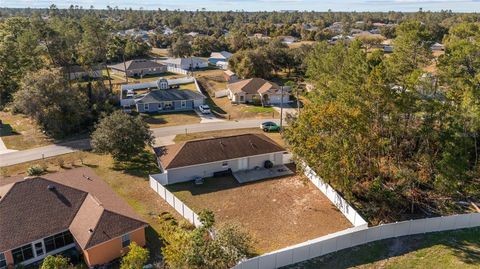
0, 168, 147, 268
108, 59, 167, 77
227, 78, 290, 105
153, 133, 287, 185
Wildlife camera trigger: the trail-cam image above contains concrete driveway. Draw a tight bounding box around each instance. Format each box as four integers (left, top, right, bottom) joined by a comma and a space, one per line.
194, 109, 225, 123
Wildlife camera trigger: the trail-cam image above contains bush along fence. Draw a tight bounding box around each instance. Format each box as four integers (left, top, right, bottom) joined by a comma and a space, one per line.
149, 175, 202, 227
232, 212, 480, 269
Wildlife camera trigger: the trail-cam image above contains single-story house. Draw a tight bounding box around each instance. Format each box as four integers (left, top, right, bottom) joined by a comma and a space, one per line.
216, 61, 228, 70
162, 57, 208, 71
0, 168, 147, 268
108, 59, 167, 77
208, 51, 233, 64
431, 42, 445, 51
279, 36, 297, 44
134, 89, 205, 113
63, 65, 103, 80
153, 134, 288, 185
223, 70, 238, 83
227, 78, 290, 105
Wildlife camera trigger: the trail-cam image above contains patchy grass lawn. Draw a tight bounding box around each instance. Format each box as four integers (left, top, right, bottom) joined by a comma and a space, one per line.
209, 97, 279, 120
168, 164, 352, 253
284, 227, 480, 269
0, 151, 181, 261
141, 111, 201, 128
174, 127, 285, 148
242, 106, 276, 113
150, 48, 169, 57
287, 41, 316, 49
195, 70, 227, 95
0, 111, 52, 150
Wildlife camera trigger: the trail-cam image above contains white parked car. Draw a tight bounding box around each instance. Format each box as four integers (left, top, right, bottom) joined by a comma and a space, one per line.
199, 105, 211, 114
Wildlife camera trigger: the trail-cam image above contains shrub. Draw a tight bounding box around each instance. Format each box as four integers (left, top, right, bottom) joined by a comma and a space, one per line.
27, 165, 45, 176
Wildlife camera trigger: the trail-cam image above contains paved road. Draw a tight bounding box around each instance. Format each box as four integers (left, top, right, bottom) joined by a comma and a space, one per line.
0, 119, 278, 167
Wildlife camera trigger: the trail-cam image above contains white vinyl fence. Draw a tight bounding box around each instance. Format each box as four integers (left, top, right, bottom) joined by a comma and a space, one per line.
215, 89, 229, 98
232, 212, 480, 269
149, 175, 203, 227
303, 164, 368, 228
167, 66, 188, 75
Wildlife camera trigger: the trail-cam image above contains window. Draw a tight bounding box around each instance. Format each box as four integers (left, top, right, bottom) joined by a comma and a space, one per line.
144, 104, 149, 111
44, 231, 74, 253
121, 234, 131, 248
12, 244, 34, 264
0, 253, 6, 269
222, 161, 228, 167
181, 100, 186, 108
34, 242, 44, 257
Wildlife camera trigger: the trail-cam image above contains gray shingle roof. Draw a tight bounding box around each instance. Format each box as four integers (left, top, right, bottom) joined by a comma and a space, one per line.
136, 89, 205, 104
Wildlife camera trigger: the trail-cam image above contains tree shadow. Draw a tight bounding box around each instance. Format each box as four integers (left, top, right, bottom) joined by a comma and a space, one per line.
112, 151, 160, 178
282, 228, 480, 269
0, 123, 20, 137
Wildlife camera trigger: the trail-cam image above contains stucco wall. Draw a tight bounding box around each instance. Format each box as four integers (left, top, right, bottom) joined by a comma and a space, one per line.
82, 228, 146, 266
3, 250, 13, 267
165, 152, 284, 184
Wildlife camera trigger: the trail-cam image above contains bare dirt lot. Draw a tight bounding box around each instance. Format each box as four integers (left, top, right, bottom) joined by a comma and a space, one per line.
168, 164, 352, 253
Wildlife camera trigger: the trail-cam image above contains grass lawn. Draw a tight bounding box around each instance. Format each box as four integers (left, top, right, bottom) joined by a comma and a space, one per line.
167, 164, 352, 254
173, 127, 286, 148
242, 106, 276, 113
0, 111, 52, 150
0, 151, 182, 261
141, 111, 201, 128
284, 227, 480, 269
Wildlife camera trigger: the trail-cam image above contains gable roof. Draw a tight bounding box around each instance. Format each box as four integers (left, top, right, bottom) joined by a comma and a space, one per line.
162, 57, 207, 66
108, 59, 165, 72
0, 168, 146, 252
209, 51, 233, 59
228, 78, 280, 95
155, 133, 285, 170
136, 89, 205, 104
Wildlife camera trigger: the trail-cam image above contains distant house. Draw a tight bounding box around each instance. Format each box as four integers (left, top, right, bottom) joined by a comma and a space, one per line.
216, 61, 229, 70
431, 42, 445, 51
279, 36, 297, 44
208, 51, 233, 64
162, 57, 209, 71
108, 59, 167, 77
153, 134, 288, 184
120, 78, 205, 113
223, 70, 238, 82
227, 78, 290, 105
0, 168, 148, 268
186, 31, 200, 37
329, 35, 353, 44
63, 65, 103, 80
383, 45, 394, 53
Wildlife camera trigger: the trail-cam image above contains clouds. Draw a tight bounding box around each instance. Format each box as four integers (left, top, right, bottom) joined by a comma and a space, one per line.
1, 0, 480, 11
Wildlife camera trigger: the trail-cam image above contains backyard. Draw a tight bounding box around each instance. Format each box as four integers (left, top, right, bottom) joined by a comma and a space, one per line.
283, 227, 480, 269
167, 164, 352, 253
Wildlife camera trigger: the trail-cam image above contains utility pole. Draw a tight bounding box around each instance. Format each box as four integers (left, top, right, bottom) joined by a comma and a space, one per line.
280, 86, 284, 129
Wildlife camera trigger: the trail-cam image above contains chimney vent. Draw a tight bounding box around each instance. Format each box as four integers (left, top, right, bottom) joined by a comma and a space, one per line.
47, 185, 56, 191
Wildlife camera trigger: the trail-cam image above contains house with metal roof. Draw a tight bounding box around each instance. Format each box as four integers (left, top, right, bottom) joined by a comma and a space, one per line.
0, 168, 147, 268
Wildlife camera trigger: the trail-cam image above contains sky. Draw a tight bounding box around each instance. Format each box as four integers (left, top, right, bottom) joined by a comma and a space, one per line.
1, 0, 480, 12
